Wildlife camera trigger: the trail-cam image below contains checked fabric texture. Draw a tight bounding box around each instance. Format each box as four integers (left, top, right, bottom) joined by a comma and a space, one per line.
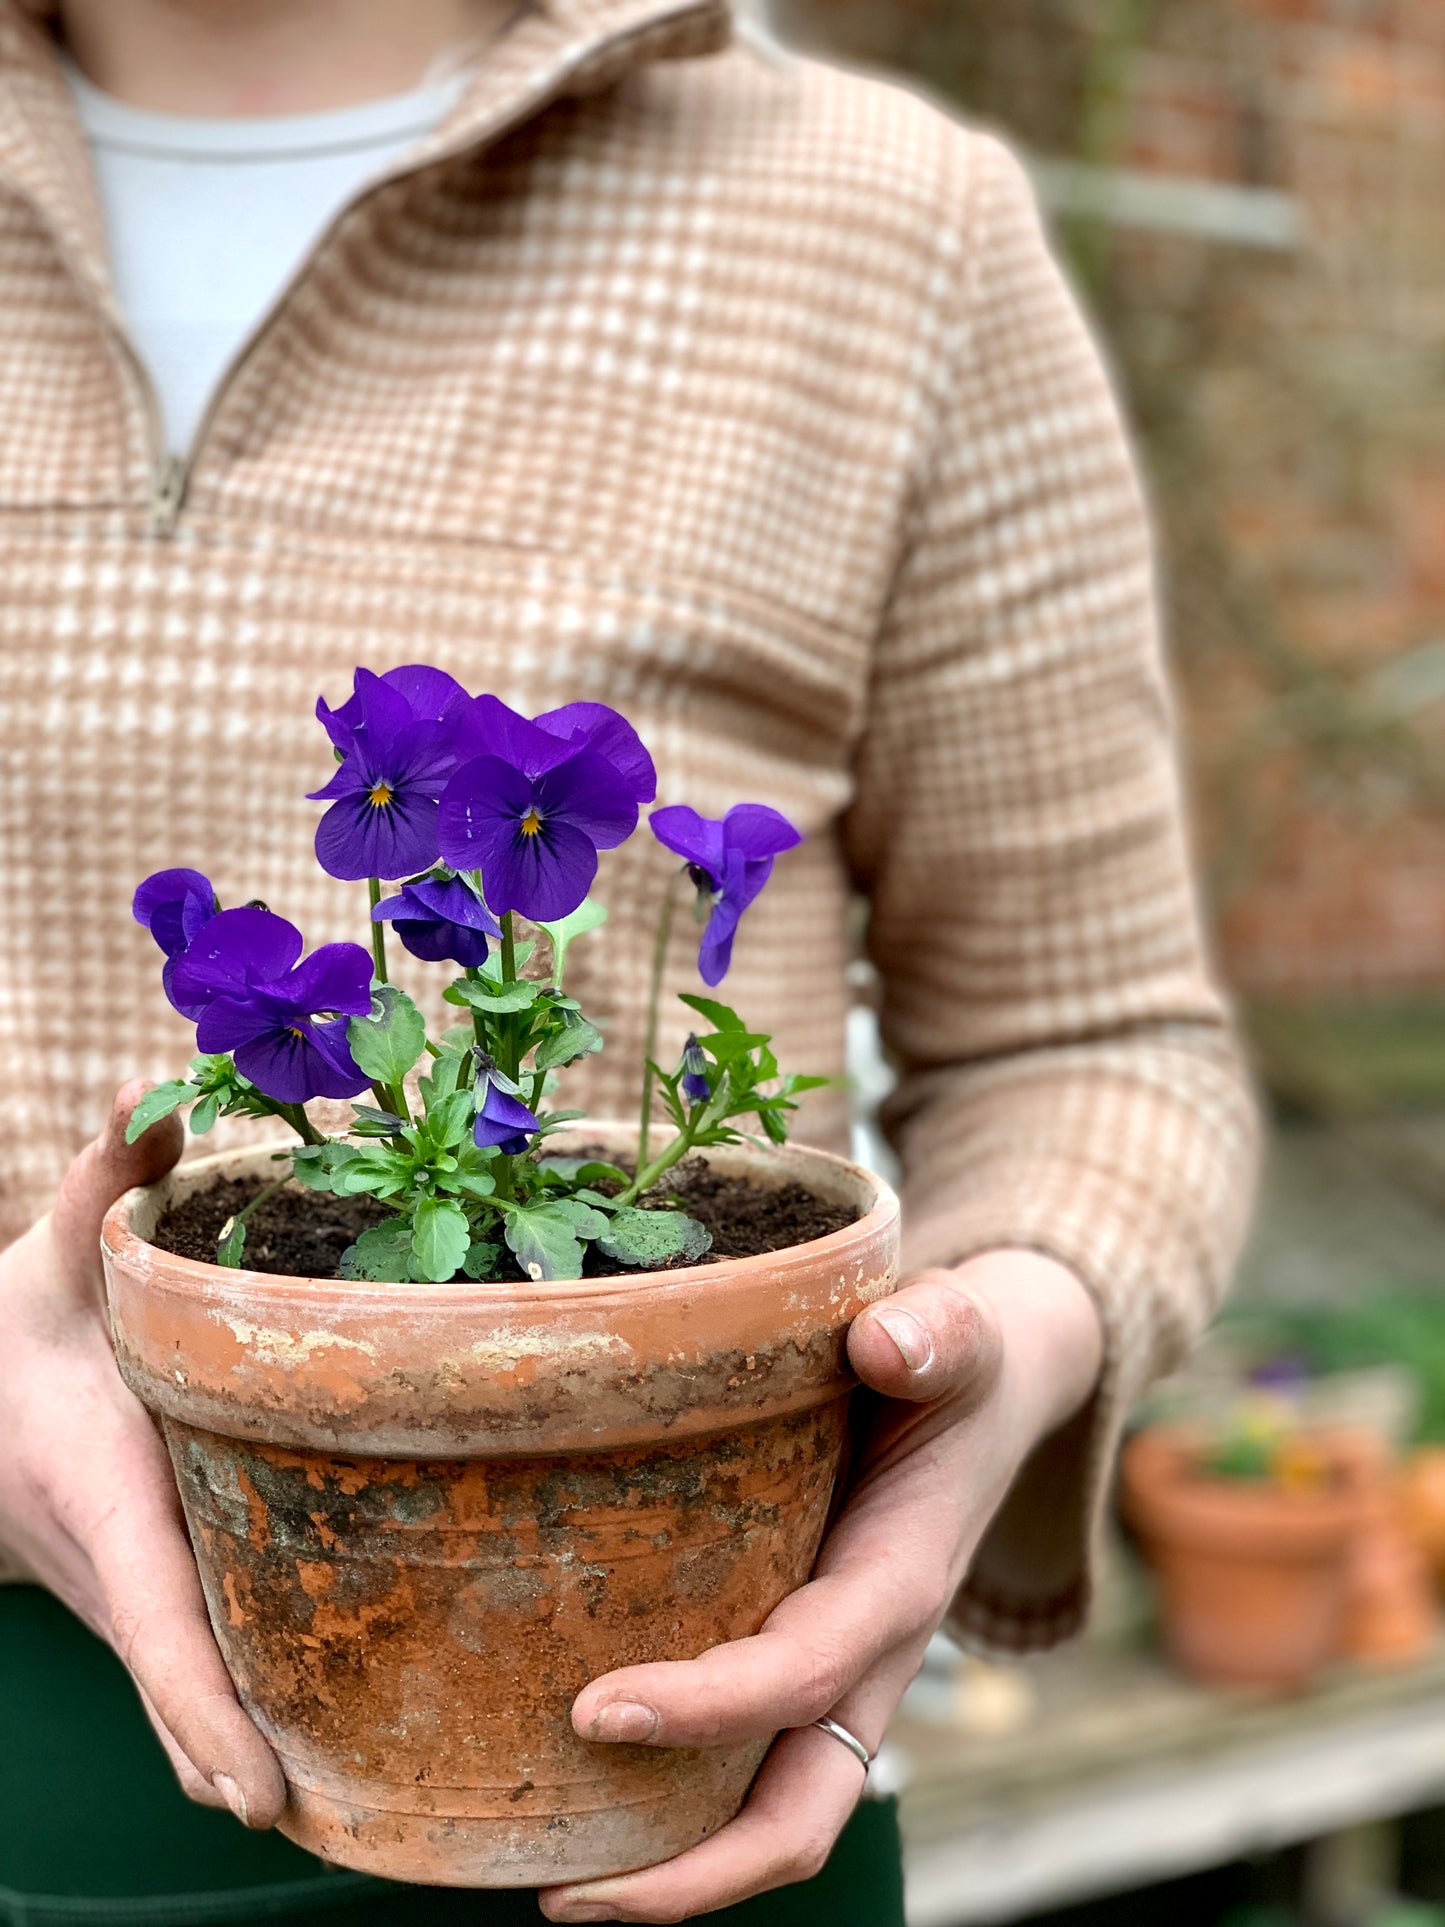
0, 0, 1259, 1650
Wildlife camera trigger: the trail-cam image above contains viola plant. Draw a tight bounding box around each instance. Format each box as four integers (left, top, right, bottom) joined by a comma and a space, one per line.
128, 666, 822, 1285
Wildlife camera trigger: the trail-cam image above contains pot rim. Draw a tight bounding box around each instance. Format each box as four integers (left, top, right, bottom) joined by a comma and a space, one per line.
102, 1124, 899, 1306
102, 1127, 902, 1455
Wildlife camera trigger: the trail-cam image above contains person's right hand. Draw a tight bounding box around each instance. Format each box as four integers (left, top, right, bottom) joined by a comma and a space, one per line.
0, 1081, 286, 1829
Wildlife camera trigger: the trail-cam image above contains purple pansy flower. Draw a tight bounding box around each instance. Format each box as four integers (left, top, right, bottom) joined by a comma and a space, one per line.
165, 905, 307, 1022
649, 803, 802, 986
309, 669, 464, 882
372, 872, 502, 968
317, 663, 471, 756
472, 1056, 540, 1154
194, 940, 375, 1105
133, 867, 219, 958
437, 697, 644, 923
681, 1033, 711, 1104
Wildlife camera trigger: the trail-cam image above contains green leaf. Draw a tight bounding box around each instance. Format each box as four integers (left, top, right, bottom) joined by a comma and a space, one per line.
678, 993, 745, 1033
124, 1080, 193, 1144
340, 1220, 415, 1283
448, 1150, 497, 1199
536, 898, 608, 986
216, 1215, 247, 1268
547, 1196, 610, 1240
480, 940, 534, 980
444, 977, 539, 1015
462, 1240, 501, 1280
291, 1142, 363, 1192
598, 1208, 712, 1269
418, 1048, 465, 1110
575, 1160, 629, 1188
425, 1088, 475, 1150
347, 984, 427, 1086
331, 1153, 409, 1198
411, 1197, 472, 1283
503, 1203, 587, 1282
784, 1075, 831, 1096
533, 1012, 604, 1073
189, 1092, 220, 1136
350, 1103, 406, 1138
699, 1030, 770, 1067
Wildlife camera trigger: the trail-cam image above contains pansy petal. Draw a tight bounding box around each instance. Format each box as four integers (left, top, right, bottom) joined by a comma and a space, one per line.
167, 906, 305, 1015
436, 754, 535, 867
456, 695, 577, 779
722, 803, 803, 862
535, 702, 657, 804
697, 894, 745, 987
474, 1082, 539, 1150
274, 942, 376, 1019
536, 748, 639, 851
194, 992, 279, 1055
484, 816, 599, 922
133, 868, 216, 951
648, 805, 726, 881
315, 791, 440, 881
231, 1029, 326, 1106
381, 665, 471, 728
306, 1017, 374, 1099
403, 874, 502, 935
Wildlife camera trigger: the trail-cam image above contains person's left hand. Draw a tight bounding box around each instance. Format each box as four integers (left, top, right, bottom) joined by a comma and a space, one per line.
538, 1247, 1105, 1924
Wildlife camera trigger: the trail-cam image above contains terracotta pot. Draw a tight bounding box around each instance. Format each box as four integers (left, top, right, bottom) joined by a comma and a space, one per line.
1335, 1433, 1439, 1668
1399, 1447, 1445, 1589
102, 1131, 899, 1887
1121, 1424, 1368, 1692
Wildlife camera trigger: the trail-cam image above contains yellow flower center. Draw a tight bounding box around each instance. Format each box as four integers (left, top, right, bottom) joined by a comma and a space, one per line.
287, 1025, 306, 1040
367, 782, 395, 810
519, 807, 544, 837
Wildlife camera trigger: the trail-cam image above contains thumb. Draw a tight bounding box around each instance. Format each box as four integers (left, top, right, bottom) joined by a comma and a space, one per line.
848, 1269, 1003, 1408
50, 1079, 185, 1283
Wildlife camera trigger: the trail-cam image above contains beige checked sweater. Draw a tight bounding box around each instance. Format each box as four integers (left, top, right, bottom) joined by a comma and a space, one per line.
0, 0, 1258, 1650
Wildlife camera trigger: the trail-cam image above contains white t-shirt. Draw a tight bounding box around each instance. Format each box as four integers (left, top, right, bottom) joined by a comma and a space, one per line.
67, 64, 468, 455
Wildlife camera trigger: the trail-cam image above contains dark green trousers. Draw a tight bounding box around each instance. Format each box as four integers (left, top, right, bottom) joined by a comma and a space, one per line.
0, 1588, 903, 1927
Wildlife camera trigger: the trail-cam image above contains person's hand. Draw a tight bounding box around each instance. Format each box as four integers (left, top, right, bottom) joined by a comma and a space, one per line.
0, 1082, 286, 1829
540, 1247, 1105, 1923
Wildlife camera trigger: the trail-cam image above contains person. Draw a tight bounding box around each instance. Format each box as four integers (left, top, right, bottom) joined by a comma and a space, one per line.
0, 0, 1259, 1922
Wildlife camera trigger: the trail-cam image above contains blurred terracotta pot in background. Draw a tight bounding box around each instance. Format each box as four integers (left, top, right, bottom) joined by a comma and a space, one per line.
1121, 1424, 1369, 1691
101, 1135, 899, 1888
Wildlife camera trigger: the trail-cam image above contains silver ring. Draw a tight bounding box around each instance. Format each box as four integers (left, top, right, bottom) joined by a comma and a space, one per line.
812, 1716, 872, 1770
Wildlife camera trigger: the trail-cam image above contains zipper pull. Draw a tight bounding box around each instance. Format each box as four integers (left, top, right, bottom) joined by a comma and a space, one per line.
150, 453, 188, 536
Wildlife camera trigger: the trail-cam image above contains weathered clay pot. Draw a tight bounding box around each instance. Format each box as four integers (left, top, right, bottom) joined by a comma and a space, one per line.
101, 1131, 899, 1887
1121, 1424, 1368, 1692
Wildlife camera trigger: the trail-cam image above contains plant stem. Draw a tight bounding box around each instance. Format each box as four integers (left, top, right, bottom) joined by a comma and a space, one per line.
637, 871, 681, 1172
492, 911, 521, 1201
367, 878, 389, 983
274, 1101, 325, 1146
219, 1171, 292, 1247
615, 1125, 694, 1209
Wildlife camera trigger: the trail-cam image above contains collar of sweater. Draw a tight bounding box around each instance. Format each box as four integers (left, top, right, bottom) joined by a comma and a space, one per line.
0, 0, 735, 327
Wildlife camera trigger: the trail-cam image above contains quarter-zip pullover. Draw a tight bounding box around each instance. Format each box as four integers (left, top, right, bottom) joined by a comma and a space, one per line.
0, 0, 1258, 1651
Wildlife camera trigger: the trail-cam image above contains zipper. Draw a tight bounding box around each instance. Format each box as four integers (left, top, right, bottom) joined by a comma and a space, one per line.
150, 451, 189, 536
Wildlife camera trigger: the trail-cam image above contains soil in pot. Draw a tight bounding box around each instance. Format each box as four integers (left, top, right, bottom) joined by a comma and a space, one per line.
104, 1137, 898, 1888
150, 1158, 858, 1280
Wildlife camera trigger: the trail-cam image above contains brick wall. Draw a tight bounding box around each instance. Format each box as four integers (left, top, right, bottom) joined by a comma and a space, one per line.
770, 0, 1445, 997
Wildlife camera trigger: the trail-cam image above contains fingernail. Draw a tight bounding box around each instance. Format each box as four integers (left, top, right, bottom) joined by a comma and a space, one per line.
589, 1700, 657, 1743
212, 1773, 250, 1827
874, 1307, 933, 1374
550, 1890, 628, 1923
